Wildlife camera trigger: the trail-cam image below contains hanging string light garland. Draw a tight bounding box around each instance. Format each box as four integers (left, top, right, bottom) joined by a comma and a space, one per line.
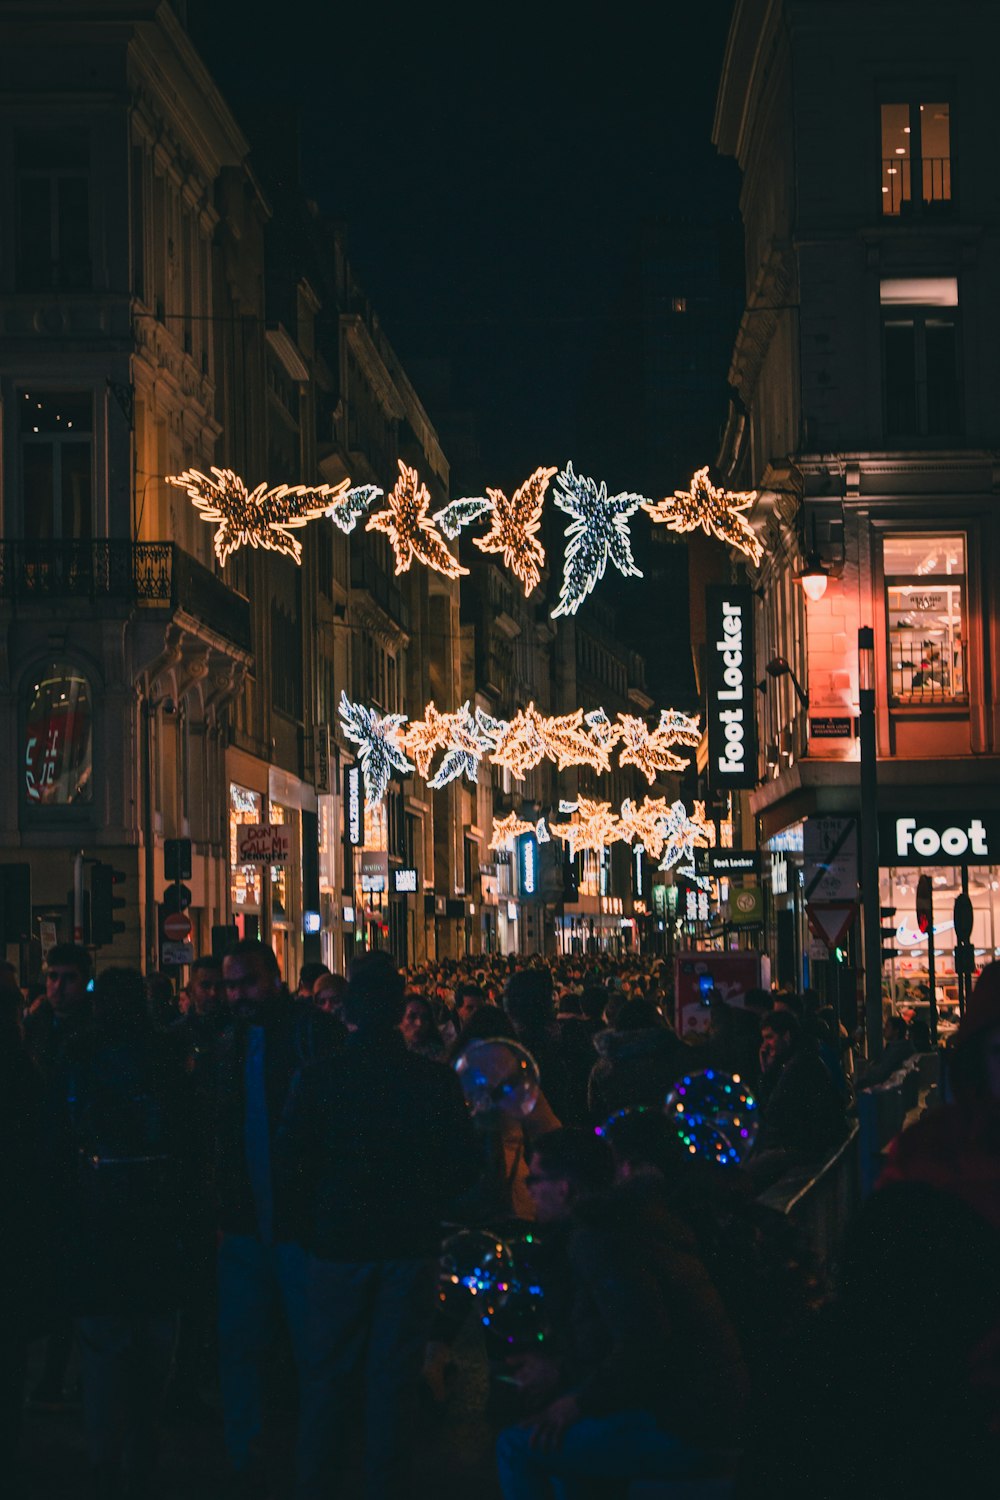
473, 465, 557, 596
642, 467, 763, 565
166, 467, 354, 564
366, 459, 468, 578
549, 462, 646, 618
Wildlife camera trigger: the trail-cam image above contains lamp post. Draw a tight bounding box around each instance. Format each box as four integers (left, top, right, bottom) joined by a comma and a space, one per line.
858, 626, 882, 1060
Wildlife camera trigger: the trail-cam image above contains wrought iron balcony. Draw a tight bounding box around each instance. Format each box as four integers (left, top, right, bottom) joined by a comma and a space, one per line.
0, 539, 252, 655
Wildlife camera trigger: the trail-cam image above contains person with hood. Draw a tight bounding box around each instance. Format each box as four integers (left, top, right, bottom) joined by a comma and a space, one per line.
587, 997, 689, 1122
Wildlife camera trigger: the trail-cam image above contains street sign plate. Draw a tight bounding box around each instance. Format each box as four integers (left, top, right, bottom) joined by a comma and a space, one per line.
803, 817, 858, 901
161, 939, 194, 967
806, 901, 858, 951
163, 910, 192, 942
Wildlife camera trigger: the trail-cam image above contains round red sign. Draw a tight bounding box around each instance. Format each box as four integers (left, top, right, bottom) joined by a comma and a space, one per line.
163, 911, 192, 942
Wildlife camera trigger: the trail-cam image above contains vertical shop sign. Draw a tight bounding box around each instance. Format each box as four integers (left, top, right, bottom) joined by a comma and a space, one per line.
706, 584, 757, 790
344, 764, 364, 848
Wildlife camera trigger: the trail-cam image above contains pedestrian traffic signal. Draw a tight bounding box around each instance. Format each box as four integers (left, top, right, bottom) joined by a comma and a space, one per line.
91, 863, 126, 945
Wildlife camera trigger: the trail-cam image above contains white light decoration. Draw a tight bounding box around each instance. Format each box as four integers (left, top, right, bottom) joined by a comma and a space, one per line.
615, 713, 692, 782
167, 467, 350, 565
551, 798, 624, 859
550, 462, 646, 618
535, 818, 551, 844
658, 799, 716, 873
366, 460, 468, 579
325, 484, 384, 534
402, 702, 454, 778
618, 796, 672, 862
643, 466, 763, 566
434, 495, 493, 539
338, 691, 414, 807
427, 703, 494, 788
474, 466, 558, 597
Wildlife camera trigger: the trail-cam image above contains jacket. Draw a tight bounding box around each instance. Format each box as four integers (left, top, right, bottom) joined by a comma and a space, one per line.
210, 997, 342, 1238
753, 1044, 847, 1162
276, 1027, 479, 1260
587, 1025, 690, 1121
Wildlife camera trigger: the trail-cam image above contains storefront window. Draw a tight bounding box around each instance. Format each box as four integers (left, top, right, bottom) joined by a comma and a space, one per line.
882, 864, 1000, 1037
270, 802, 288, 922
230, 783, 263, 911
884, 533, 966, 703
25, 661, 92, 804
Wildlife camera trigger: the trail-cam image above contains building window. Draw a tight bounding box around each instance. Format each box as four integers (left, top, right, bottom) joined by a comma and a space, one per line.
671, 296, 687, 313
20, 391, 93, 541
880, 100, 951, 216
881, 278, 960, 438
884, 533, 966, 704
270, 602, 303, 719
230, 783, 263, 914
16, 129, 91, 291
24, 662, 93, 804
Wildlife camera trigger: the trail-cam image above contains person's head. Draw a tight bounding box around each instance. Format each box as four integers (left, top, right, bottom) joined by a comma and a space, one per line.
600, 1108, 688, 1183
742, 987, 772, 1017
948, 963, 1000, 1103
884, 1013, 908, 1044
450, 1003, 517, 1057
909, 1017, 932, 1052
297, 961, 329, 999
772, 992, 804, 1019
613, 997, 664, 1033
503, 968, 555, 1038
401, 992, 440, 1048
454, 980, 486, 1028
760, 1008, 800, 1070
93, 966, 150, 1034
313, 971, 347, 1015
579, 984, 608, 1023
223, 939, 283, 1019
526, 1128, 614, 1224
343, 951, 404, 1035
187, 957, 224, 1017
45, 943, 92, 1018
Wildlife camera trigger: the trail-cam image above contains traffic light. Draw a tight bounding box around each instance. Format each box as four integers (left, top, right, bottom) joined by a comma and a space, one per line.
880, 905, 897, 964
915, 874, 933, 935
0, 863, 31, 942
164, 838, 192, 882
91, 863, 126, 945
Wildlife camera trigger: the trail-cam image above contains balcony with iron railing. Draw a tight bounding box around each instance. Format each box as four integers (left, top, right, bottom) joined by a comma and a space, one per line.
881, 157, 951, 216
0, 539, 252, 654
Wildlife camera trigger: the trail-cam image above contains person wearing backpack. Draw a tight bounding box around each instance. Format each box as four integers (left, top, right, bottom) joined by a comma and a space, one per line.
49, 965, 195, 1500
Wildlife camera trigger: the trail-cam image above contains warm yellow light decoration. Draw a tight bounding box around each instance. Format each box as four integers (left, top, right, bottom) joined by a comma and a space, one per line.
489, 812, 535, 851
551, 798, 624, 859
618, 796, 672, 861
488, 705, 549, 780
642, 466, 763, 566
366, 460, 468, 579
540, 709, 614, 773
402, 701, 454, 778
474, 465, 557, 596
166, 467, 349, 565
615, 714, 691, 782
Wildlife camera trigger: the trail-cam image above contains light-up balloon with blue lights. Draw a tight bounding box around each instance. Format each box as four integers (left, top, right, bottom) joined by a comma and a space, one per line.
454, 1038, 540, 1119
437, 1229, 514, 1319
663, 1068, 759, 1166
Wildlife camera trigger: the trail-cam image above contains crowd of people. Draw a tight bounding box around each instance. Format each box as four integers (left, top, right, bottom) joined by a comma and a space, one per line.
2, 940, 999, 1498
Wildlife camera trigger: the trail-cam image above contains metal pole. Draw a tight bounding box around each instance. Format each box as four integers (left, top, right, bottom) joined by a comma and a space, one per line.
926, 882, 937, 1047
858, 627, 883, 1061
73, 849, 85, 943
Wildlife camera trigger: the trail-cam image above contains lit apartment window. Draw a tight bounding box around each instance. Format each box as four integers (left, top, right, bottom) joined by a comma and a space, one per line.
880, 100, 951, 216
20, 392, 93, 541
884, 533, 966, 704
671, 296, 687, 313
16, 130, 91, 291
880, 277, 960, 438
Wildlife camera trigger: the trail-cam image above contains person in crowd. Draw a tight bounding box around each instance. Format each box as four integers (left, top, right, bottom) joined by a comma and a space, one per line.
495, 1110, 749, 1497
707, 994, 765, 1090
557, 985, 607, 1123
145, 970, 179, 1030
276, 951, 479, 1500
453, 978, 486, 1032
855, 1013, 915, 1089
587, 997, 689, 1123
504, 969, 573, 1122
48, 966, 195, 1500
746, 1009, 847, 1187
296, 962, 329, 1000
400, 990, 446, 1059
213, 939, 342, 1494
311, 970, 347, 1027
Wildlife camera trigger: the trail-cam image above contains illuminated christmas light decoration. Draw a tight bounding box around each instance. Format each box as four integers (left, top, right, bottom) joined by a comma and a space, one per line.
489, 705, 549, 780
338, 691, 414, 807
642, 466, 763, 566
551, 463, 647, 618
615, 713, 692, 782
658, 798, 716, 873
489, 812, 535, 851
585, 707, 618, 749
434, 495, 493, 539
325, 484, 383, 534
655, 709, 703, 747
538, 708, 613, 773
166, 467, 349, 565
403, 701, 454, 778
427, 703, 494, 788
551, 798, 624, 858
474, 465, 557, 597
618, 797, 672, 862
535, 818, 551, 844
366, 460, 468, 579
474, 707, 510, 748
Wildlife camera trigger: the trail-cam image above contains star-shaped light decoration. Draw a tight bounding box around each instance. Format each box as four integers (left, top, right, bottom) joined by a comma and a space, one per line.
427, 703, 494, 788
658, 798, 716, 873
325, 484, 383, 534
338, 691, 414, 807
538, 709, 613, 773
551, 798, 623, 859
642, 466, 763, 566
366, 460, 468, 579
655, 709, 703, 747
618, 797, 672, 862
474, 465, 557, 597
402, 702, 455, 779
166, 467, 350, 565
489, 812, 536, 852
615, 713, 693, 783
550, 462, 646, 618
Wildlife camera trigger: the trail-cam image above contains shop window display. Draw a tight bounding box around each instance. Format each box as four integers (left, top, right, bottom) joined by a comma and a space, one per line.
884, 533, 966, 704
882, 863, 1000, 1035
24, 661, 92, 804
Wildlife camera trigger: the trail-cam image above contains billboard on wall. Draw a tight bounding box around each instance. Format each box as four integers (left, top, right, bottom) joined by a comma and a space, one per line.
705, 584, 757, 790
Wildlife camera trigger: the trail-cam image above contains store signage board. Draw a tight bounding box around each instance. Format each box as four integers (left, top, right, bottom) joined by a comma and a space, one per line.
695, 848, 761, 876
878, 813, 995, 866
803, 817, 858, 901
344, 765, 364, 847
360, 851, 389, 893
730, 886, 763, 925
809, 716, 855, 739
162, 939, 195, 967
393, 867, 418, 894
236, 824, 291, 865
517, 832, 539, 898
313, 724, 331, 794
705, 584, 757, 790
806, 901, 858, 951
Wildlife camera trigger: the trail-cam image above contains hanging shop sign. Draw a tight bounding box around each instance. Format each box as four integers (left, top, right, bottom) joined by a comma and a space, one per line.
706, 584, 757, 790
878, 812, 995, 866
344, 764, 364, 847
695, 848, 761, 876
360, 850, 390, 892
517, 831, 540, 899
236, 824, 291, 865
729, 886, 764, 926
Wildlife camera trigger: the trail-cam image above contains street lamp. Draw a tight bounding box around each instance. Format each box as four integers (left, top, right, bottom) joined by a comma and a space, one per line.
858, 626, 882, 1060
794, 553, 829, 602
762, 656, 809, 709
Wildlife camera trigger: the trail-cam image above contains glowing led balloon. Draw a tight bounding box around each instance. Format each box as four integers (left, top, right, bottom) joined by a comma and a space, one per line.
338, 691, 414, 806
643, 467, 763, 565
454, 1038, 540, 1119
166, 467, 349, 565
664, 1069, 760, 1166
325, 484, 383, 534
366, 460, 468, 578
550, 462, 646, 618
438, 1229, 514, 1319
474, 465, 557, 597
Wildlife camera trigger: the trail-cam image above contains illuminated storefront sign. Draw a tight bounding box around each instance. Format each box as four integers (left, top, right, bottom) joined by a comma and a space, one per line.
344, 764, 364, 847
517, 831, 539, 898
393, 867, 418, 894
879, 812, 995, 865
706, 584, 757, 789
